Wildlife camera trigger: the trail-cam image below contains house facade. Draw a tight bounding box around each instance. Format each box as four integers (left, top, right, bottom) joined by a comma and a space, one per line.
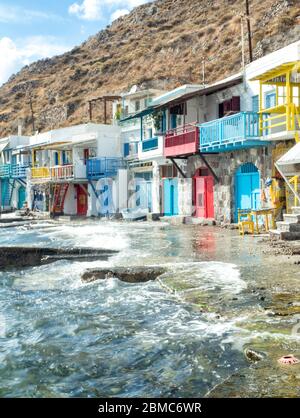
0, 135, 31, 211
120, 40, 300, 223
1, 41, 299, 224
23, 123, 126, 217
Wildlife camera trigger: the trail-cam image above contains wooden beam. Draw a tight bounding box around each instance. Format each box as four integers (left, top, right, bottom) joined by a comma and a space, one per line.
169, 157, 186, 178
198, 152, 219, 182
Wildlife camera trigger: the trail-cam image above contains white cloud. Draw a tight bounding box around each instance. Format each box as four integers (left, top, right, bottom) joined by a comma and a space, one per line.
110, 9, 129, 22
69, 0, 150, 21
69, 0, 103, 21
0, 36, 70, 86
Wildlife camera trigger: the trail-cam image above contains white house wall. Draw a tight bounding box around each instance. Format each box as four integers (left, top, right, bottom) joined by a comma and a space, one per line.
64, 184, 77, 215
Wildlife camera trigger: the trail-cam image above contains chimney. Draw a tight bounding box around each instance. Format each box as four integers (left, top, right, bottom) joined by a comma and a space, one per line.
17, 119, 23, 136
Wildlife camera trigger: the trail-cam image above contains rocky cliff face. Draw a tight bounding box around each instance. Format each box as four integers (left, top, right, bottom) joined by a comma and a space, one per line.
0, 0, 299, 136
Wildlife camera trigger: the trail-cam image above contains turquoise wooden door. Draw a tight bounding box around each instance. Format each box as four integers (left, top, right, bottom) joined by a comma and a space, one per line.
18, 186, 26, 209
163, 178, 178, 216
235, 163, 260, 222
1, 179, 10, 207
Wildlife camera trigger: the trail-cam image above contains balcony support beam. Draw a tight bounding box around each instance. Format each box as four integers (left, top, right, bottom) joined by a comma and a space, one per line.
169, 157, 186, 179
198, 152, 219, 183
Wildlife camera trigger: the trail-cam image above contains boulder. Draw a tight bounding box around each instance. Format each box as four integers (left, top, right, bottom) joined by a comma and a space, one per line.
82, 266, 167, 284
0, 247, 117, 270
244, 348, 266, 363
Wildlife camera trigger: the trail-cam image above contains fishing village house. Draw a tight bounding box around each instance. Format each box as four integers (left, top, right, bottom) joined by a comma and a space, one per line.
0, 135, 31, 211
19, 123, 126, 217
119, 40, 300, 225
0, 40, 299, 230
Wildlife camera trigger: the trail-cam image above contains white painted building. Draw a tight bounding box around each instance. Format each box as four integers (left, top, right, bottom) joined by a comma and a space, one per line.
22, 123, 126, 217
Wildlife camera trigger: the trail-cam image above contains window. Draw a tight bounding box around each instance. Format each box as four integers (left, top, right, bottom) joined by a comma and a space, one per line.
144, 98, 152, 108
219, 96, 240, 117
147, 128, 153, 139
135, 100, 140, 112
161, 165, 178, 178
252, 95, 259, 112
265, 91, 276, 109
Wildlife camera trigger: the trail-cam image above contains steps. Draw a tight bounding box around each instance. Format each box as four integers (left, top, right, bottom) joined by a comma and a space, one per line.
52, 184, 69, 215
270, 206, 300, 240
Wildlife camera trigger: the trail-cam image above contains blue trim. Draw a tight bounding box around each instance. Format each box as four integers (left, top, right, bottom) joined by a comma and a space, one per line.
124, 143, 130, 157
140, 116, 143, 141
142, 137, 158, 152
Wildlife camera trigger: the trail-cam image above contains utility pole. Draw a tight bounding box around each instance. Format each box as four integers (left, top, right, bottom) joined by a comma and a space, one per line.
241, 16, 245, 70
245, 0, 253, 62
202, 58, 206, 87
28, 93, 35, 133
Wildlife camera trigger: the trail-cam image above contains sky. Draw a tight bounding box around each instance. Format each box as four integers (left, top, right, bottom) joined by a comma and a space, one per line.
0, 0, 150, 86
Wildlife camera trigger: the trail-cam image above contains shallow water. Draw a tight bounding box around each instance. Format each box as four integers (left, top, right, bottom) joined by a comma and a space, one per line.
0, 220, 299, 397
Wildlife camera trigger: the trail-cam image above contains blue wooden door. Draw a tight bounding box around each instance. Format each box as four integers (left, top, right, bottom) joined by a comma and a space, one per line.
235, 163, 260, 221
18, 186, 26, 209
1, 179, 10, 207
163, 178, 178, 216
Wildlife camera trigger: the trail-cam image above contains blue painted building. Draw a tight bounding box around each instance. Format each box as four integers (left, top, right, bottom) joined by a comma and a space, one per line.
0, 136, 31, 211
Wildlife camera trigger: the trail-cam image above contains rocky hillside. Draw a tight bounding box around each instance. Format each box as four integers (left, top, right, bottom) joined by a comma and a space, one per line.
0, 0, 299, 136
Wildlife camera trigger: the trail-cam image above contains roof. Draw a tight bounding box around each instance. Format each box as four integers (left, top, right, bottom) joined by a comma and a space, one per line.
0, 140, 9, 153
276, 142, 300, 176
120, 106, 155, 122
120, 73, 243, 122
151, 84, 204, 107
250, 61, 300, 82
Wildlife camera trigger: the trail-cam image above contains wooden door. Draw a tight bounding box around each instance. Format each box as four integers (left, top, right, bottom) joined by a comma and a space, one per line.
195, 176, 214, 218
76, 185, 87, 216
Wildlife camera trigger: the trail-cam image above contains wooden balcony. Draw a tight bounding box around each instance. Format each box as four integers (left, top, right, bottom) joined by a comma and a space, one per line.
142, 137, 158, 152
11, 164, 30, 178
199, 112, 268, 153
87, 158, 125, 180
31, 167, 50, 182
164, 124, 199, 157
51, 165, 74, 181
31, 165, 74, 182
0, 164, 11, 178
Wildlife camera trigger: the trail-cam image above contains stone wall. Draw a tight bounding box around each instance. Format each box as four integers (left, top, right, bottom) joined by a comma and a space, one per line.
187, 146, 274, 223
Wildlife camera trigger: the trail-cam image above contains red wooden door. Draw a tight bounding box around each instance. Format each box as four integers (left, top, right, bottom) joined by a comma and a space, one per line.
76, 185, 88, 216
194, 176, 214, 218
205, 176, 214, 218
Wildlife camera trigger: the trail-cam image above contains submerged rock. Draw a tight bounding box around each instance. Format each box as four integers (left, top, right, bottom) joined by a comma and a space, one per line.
81, 266, 167, 284
0, 247, 117, 270
244, 348, 266, 363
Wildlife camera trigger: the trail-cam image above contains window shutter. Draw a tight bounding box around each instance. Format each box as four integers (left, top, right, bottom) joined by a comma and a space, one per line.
231, 96, 240, 112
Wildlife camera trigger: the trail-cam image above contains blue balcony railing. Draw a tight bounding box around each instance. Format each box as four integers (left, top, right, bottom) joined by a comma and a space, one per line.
11, 164, 30, 178
0, 164, 11, 178
199, 112, 267, 152
87, 158, 126, 180
142, 137, 158, 152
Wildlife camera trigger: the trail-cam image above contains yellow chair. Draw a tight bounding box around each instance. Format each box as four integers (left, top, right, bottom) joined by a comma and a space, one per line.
238, 209, 255, 236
